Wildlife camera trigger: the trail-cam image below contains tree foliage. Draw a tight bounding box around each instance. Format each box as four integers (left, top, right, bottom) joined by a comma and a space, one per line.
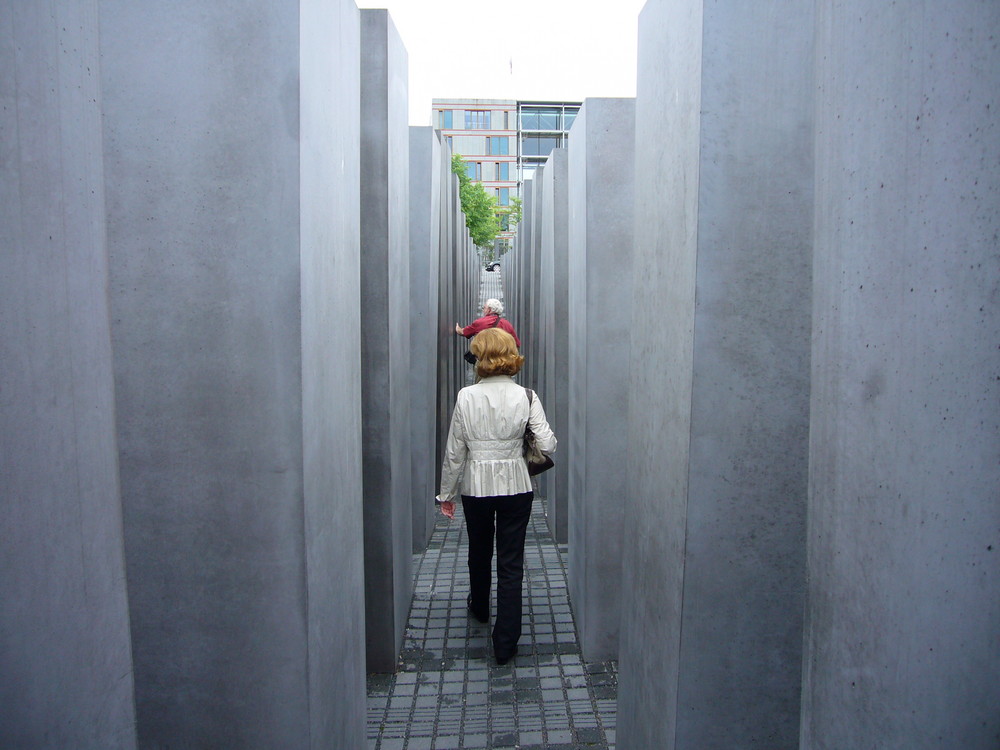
499, 196, 522, 230
451, 153, 500, 249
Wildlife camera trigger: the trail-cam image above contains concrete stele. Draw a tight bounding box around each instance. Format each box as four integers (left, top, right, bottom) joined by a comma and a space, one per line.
538, 149, 570, 543
801, 2, 1000, 747
1, 3, 137, 746
409, 126, 442, 551
100, 0, 367, 744
566, 98, 636, 662
618, 0, 814, 746
360, 8, 413, 673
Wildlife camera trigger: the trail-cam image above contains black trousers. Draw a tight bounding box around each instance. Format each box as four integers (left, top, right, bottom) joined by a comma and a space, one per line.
461, 492, 534, 657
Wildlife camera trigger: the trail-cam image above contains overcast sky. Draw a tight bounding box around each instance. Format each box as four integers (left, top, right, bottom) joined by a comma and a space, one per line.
354, 0, 649, 125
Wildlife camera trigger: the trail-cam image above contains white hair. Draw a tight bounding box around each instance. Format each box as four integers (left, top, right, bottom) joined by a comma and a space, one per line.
485, 298, 504, 316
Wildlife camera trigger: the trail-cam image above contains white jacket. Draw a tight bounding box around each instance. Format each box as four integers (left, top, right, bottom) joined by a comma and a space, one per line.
437, 376, 557, 502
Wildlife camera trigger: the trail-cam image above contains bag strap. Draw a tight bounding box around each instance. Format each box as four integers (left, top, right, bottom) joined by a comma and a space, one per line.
524, 388, 534, 439
491, 314, 502, 328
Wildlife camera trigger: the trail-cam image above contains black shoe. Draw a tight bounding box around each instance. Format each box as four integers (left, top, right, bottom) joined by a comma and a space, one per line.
495, 646, 518, 666
467, 594, 488, 624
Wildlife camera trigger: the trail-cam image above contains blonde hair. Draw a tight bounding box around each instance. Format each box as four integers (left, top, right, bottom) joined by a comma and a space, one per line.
470, 328, 524, 377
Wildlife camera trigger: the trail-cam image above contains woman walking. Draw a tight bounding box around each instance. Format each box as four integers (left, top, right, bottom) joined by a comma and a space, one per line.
436, 328, 556, 665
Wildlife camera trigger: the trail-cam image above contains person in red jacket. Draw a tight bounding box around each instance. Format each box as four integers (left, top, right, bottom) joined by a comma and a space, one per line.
455, 298, 521, 349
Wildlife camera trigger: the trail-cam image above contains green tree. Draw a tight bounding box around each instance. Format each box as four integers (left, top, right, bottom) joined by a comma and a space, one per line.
499, 195, 522, 231
451, 153, 500, 250
494, 195, 521, 258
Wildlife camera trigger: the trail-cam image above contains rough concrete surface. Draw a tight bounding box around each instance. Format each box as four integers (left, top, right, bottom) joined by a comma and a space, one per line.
100, 0, 367, 744
618, 0, 814, 746
360, 8, 414, 673
539, 149, 570, 544
1, 3, 137, 746
801, 2, 1000, 747
566, 98, 636, 663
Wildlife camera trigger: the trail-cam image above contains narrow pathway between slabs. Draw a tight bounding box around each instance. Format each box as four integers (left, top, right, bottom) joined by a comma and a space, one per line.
367, 263, 615, 748
366, 502, 618, 750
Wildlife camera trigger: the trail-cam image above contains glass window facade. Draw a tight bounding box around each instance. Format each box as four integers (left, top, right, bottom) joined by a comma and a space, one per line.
439, 109, 453, 129
499, 187, 510, 206
521, 107, 561, 130
497, 162, 509, 180
522, 135, 560, 157
463, 161, 487, 180
490, 137, 509, 156
465, 110, 489, 129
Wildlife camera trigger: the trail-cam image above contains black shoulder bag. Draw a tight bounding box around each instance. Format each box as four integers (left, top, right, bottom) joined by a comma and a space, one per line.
523, 388, 554, 476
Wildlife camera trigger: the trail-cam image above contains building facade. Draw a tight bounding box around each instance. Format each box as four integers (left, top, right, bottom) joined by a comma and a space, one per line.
432, 98, 581, 248
516, 101, 580, 180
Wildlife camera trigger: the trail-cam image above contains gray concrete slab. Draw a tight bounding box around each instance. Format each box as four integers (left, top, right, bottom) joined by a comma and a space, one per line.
618, 1, 813, 746
442, 168, 476, 418
410, 126, 443, 551
616, 4, 700, 746
99, 0, 366, 744
801, 3, 1000, 747
524, 166, 544, 389
435, 151, 459, 481
523, 164, 550, 499
0, 4, 137, 746
539, 149, 570, 543
361, 8, 413, 673
300, 0, 367, 744
510, 179, 532, 352
566, 98, 636, 662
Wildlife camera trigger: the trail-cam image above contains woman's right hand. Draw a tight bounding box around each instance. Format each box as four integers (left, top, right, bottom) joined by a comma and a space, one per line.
438, 500, 455, 519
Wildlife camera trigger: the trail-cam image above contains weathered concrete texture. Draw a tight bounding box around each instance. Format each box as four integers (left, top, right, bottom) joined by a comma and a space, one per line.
435, 140, 477, 489
566, 98, 635, 661
510, 178, 533, 353
437, 154, 460, 477
538, 150, 569, 543
361, 8, 413, 673
443, 163, 473, 409
524, 167, 544, 389
521, 165, 546, 496
434, 142, 482, 491
801, 3, 1000, 748
410, 126, 443, 550
299, 0, 367, 745
0, 4, 137, 747
616, 3, 700, 746
618, 0, 814, 746
100, 0, 366, 745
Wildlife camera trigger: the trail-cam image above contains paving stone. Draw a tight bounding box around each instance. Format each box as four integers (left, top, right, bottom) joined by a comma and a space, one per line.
576, 727, 605, 743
